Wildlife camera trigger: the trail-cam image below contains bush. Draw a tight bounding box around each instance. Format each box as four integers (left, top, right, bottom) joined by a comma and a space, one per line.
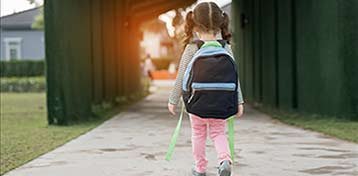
0, 77, 45, 92
150, 57, 174, 70
0, 60, 45, 77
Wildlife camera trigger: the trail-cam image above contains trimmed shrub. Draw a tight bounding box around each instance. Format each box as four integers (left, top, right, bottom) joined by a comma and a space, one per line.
0, 60, 45, 77
0, 77, 45, 92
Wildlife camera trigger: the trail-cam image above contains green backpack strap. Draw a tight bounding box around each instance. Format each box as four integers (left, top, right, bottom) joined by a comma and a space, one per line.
165, 101, 185, 161
227, 116, 235, 162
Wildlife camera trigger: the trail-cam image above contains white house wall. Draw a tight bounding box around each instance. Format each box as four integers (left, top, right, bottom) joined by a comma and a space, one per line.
0, 30, 44, 60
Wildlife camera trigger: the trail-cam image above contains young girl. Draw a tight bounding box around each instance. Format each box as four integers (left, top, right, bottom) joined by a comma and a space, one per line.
168, 2, 244, 176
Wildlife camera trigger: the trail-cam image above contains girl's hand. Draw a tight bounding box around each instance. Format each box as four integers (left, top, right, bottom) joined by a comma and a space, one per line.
236, 104, 244, 118
168, 103, 176, 116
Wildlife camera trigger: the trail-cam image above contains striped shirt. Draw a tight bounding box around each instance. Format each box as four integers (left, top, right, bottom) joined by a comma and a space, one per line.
168, 42, 244, 105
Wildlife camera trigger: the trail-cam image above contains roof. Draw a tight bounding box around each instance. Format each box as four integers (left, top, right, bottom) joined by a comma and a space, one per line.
0, 7, 41, 30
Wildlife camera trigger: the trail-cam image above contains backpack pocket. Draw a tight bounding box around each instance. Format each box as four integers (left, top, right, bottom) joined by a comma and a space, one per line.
188, 82, 236, 103
187, 82, 237, 118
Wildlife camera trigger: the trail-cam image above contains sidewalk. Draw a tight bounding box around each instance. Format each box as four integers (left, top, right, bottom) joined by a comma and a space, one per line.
5, 88, 358, 176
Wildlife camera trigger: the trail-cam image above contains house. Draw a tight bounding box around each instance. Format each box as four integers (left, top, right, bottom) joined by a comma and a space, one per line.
0, 7, 44, 61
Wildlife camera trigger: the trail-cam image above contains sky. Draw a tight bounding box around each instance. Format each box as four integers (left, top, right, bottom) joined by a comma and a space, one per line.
1, 0, 43, 17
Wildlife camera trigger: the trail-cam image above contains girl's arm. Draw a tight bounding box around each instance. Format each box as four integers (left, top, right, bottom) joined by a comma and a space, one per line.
168, 44, 198, 105
225, 44, 245, 104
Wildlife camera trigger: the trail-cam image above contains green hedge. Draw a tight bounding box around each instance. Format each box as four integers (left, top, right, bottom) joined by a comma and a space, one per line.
0, 60, 45, 77
0, 77, 45, 92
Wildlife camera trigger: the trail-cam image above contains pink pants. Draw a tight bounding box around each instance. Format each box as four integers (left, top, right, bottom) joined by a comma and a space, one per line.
189, 114, 232, 173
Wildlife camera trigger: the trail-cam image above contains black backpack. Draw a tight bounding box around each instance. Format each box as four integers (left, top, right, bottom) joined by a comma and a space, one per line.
182, 40, 238, 119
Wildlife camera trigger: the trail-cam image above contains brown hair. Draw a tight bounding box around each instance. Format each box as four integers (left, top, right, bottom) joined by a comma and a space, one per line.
183, 2, 231, 46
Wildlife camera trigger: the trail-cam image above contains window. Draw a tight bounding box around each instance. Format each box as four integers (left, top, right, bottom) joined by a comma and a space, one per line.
4, 38, 22, 60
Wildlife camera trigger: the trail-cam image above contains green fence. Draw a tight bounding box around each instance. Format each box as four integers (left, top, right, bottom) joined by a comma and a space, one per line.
45, 0, 141, 125
44, 0, 195, 125
232, 0, 358, 119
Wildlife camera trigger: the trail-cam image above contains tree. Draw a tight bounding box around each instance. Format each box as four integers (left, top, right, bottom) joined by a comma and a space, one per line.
32, 8, 44, 30
27, 0, 44, 30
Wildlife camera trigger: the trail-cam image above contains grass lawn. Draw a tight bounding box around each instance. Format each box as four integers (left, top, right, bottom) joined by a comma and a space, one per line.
260, 107, 358, 143
0, 93, 117, 175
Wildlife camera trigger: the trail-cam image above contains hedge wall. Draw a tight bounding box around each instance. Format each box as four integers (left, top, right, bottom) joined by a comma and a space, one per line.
0, 60, 45, 77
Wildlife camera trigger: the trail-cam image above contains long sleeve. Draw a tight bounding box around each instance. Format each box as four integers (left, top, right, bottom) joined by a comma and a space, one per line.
168, 44, 198, 105
225, 45, 245, 104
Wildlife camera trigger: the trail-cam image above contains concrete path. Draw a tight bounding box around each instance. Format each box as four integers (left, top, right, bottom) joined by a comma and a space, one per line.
5, 88, 358, 176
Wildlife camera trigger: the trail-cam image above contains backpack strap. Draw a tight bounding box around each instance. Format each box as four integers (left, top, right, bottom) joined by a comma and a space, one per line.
227, 116, 235, 163
165, 101, 185, 161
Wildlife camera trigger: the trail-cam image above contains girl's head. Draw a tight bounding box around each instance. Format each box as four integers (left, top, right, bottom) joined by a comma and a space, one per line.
184, 2, 231, 45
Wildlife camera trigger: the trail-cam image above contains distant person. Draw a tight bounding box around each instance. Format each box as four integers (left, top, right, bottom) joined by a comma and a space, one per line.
167, 2, 244, 176
143, 54, 155, 80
